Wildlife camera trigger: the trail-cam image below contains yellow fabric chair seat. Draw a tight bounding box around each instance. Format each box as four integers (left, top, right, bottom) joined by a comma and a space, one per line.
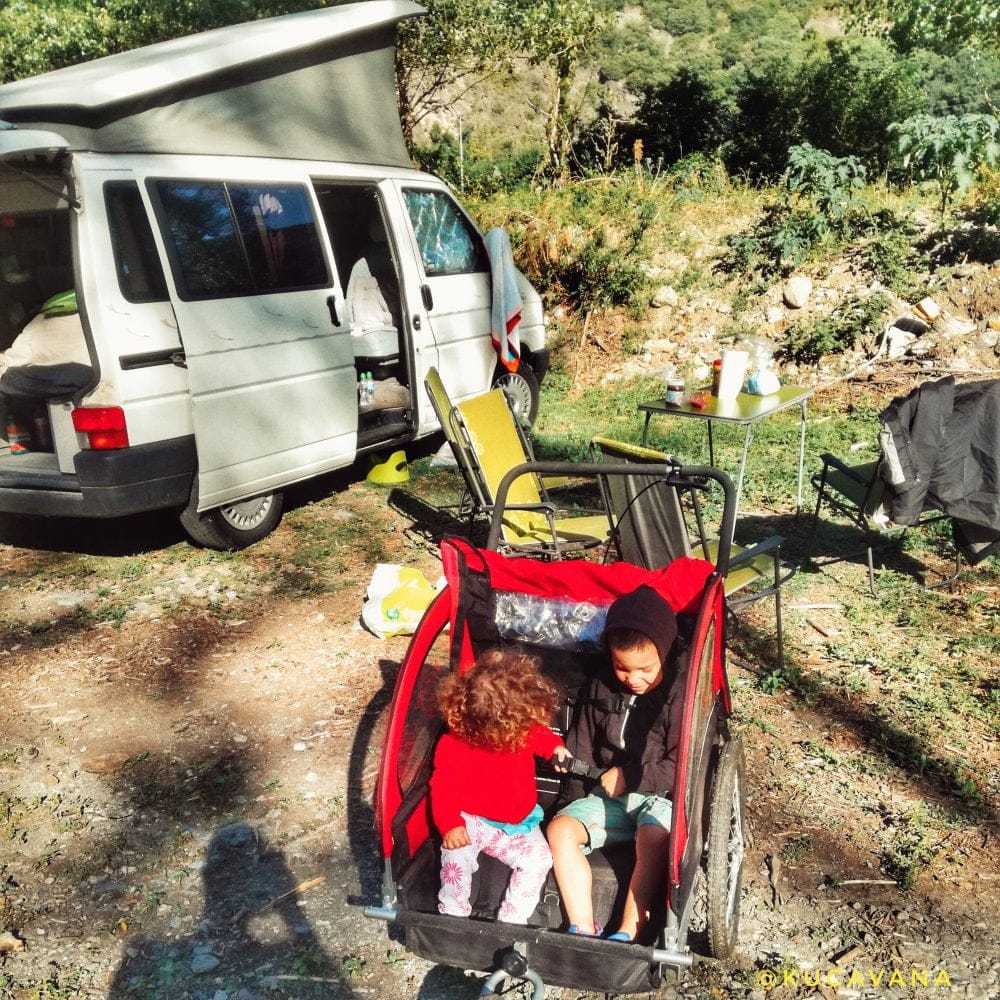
424, 368, 610, 555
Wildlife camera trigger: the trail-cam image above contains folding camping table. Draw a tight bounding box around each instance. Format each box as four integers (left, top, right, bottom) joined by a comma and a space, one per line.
638, 384, 814, 518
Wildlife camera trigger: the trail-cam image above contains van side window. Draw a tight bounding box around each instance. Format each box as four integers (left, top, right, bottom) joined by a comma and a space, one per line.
402, 189, 488, 277
153, 181, 328, 299
104, 181, 168, 303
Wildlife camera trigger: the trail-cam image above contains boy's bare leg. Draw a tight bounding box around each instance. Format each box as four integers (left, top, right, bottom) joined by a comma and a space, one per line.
546, 814, 597, 933
615, 824, 670, 940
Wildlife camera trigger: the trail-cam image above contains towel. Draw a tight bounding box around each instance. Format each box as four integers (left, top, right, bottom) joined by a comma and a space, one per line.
483, 226, 522, 372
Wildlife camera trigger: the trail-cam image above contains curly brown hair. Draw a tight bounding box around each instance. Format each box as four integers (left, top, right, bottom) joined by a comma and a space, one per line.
437, 648, 560, 753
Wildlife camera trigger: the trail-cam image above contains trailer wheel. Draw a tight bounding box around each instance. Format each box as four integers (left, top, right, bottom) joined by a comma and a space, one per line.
705, 738, 746, 960
180, 483, 283, 551
492, 360, 539, 426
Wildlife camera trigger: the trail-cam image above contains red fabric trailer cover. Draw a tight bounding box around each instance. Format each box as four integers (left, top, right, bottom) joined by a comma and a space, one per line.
440, 536, 714, 672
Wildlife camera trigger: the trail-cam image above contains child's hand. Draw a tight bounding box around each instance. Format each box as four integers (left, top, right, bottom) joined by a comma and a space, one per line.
551, 745, 573, 772
442, 825, 471, 850
600, 766, 625, 798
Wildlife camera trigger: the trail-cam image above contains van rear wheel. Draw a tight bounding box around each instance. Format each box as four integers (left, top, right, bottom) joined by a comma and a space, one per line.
180, 486, 284, 551
492, 361, 539, 426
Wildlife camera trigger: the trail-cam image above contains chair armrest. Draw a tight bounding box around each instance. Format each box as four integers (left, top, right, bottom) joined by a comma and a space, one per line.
817, 452, 874, 486
730, 533, 799, 588
730, 533, 782, 562
501, 502, 558, 515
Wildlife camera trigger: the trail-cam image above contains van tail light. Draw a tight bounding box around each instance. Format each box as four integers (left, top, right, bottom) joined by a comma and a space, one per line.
72, 406, 130, 449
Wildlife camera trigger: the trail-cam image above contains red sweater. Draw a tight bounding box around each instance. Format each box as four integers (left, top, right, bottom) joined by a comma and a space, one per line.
429, 723, 563, 835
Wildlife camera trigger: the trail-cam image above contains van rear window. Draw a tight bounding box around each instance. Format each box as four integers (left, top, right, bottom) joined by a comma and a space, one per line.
402, 189, 488, 277
153, 181, 329, 299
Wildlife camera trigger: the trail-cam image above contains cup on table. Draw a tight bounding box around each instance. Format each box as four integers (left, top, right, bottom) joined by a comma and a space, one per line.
717, 349, 748, 400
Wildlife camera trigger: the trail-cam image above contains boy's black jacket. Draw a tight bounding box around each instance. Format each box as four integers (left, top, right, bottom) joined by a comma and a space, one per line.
567, 663, 685, 797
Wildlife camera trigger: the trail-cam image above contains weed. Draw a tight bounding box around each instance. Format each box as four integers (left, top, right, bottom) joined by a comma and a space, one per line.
780, 834, 814, 863
340, 953, 368, 978
780, 291, 891, 364
880, 805, 939, 891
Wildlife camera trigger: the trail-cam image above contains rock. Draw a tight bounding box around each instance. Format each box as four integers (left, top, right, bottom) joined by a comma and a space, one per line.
884, 325, 918, 359
783, 275, 813, 308
207, 822, 258, 857
651, 285, 679, 308
643, 337, 678, 353
191, 952, 220, 974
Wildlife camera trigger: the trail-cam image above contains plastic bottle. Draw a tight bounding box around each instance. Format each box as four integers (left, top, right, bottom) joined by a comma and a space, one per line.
711, 358, 722, 396
5, 414, 30, 454
365, 372, 376, 406
359, 373, 369, 407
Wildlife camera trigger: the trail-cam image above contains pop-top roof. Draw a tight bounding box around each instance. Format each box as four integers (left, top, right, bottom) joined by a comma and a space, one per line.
0, 1, 424, 165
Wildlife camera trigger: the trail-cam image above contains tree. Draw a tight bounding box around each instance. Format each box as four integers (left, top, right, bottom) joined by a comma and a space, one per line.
0, 1, 318, 83
395, 0, 524, 146
623, 69, 734, 169
512, 0, 607, 183
852, 1, 1000, 56
799, 37, 926, 175
890, 113, 1000, 221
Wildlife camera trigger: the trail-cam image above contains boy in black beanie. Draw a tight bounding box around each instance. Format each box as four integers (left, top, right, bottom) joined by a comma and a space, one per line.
547, 584, 681, 944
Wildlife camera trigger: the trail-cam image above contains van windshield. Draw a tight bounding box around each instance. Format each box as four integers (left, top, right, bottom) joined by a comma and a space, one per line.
402, 189, 488, 277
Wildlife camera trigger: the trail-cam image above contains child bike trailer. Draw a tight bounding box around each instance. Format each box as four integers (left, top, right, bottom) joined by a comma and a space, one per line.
366, 530, 747, 996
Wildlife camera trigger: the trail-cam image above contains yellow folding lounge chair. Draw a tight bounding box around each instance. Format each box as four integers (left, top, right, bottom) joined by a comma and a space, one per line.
425, 368, 610, 555
453, 390, 611, 556
424, 367, 488, 527
591, 435, 787, 667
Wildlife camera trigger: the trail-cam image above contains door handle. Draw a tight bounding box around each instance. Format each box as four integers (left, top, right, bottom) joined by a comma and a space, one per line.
412, 315, 421, 331
326, 294, 340, 326
421, 284, 433, 311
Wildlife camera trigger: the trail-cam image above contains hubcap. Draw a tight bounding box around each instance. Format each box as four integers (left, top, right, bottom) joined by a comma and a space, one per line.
496, 373, 531, 422
219, 495, 273, 530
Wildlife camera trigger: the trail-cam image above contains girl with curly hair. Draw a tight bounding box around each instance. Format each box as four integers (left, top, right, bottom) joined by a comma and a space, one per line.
430, 648, 571, 923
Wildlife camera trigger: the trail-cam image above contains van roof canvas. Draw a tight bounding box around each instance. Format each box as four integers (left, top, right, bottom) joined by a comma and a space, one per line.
0, 0, 423, 165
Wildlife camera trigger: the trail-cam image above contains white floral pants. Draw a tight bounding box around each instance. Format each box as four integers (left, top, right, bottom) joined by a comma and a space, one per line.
438, 811, 553, 924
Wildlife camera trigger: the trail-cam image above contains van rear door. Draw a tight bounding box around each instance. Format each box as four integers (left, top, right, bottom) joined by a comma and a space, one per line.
149, 176, 355, 510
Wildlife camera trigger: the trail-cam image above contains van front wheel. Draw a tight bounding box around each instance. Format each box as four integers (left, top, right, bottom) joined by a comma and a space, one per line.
180, 488, 284, 551
492, 361, 539, 426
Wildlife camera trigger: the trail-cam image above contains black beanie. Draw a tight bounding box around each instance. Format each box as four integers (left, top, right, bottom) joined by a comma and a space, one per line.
604, 585, 678, 664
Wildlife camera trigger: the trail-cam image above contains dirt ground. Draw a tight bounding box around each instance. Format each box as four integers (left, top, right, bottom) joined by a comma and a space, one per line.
0, 371, 998, 1000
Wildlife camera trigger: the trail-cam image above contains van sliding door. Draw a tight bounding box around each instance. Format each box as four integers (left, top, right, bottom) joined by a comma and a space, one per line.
150, 178, 355, 510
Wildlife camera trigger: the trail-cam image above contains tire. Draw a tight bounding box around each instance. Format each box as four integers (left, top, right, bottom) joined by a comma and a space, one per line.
492, 360, 540, 426
705, 738, 746, 960
179, 484, 283, 551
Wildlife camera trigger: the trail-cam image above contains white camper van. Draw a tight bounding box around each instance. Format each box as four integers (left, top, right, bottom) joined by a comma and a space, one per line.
0, 0, 548, 548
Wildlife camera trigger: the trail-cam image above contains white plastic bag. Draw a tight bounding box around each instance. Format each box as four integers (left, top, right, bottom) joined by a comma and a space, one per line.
745, 336, 780, 396
361, 563, 444, 638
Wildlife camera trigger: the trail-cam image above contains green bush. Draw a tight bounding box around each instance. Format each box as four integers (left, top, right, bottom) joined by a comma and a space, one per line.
412, 127, 543, 196
475, 182, 657, 314
719, 144, 880, 276
850, 215, 928, 300
780, 291, 892, 365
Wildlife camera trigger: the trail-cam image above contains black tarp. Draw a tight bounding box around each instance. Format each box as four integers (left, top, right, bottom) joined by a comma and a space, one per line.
880, 376, 1000, 563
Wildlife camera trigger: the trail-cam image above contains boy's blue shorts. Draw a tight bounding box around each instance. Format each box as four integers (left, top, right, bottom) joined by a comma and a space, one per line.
555, 790, 673, 854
